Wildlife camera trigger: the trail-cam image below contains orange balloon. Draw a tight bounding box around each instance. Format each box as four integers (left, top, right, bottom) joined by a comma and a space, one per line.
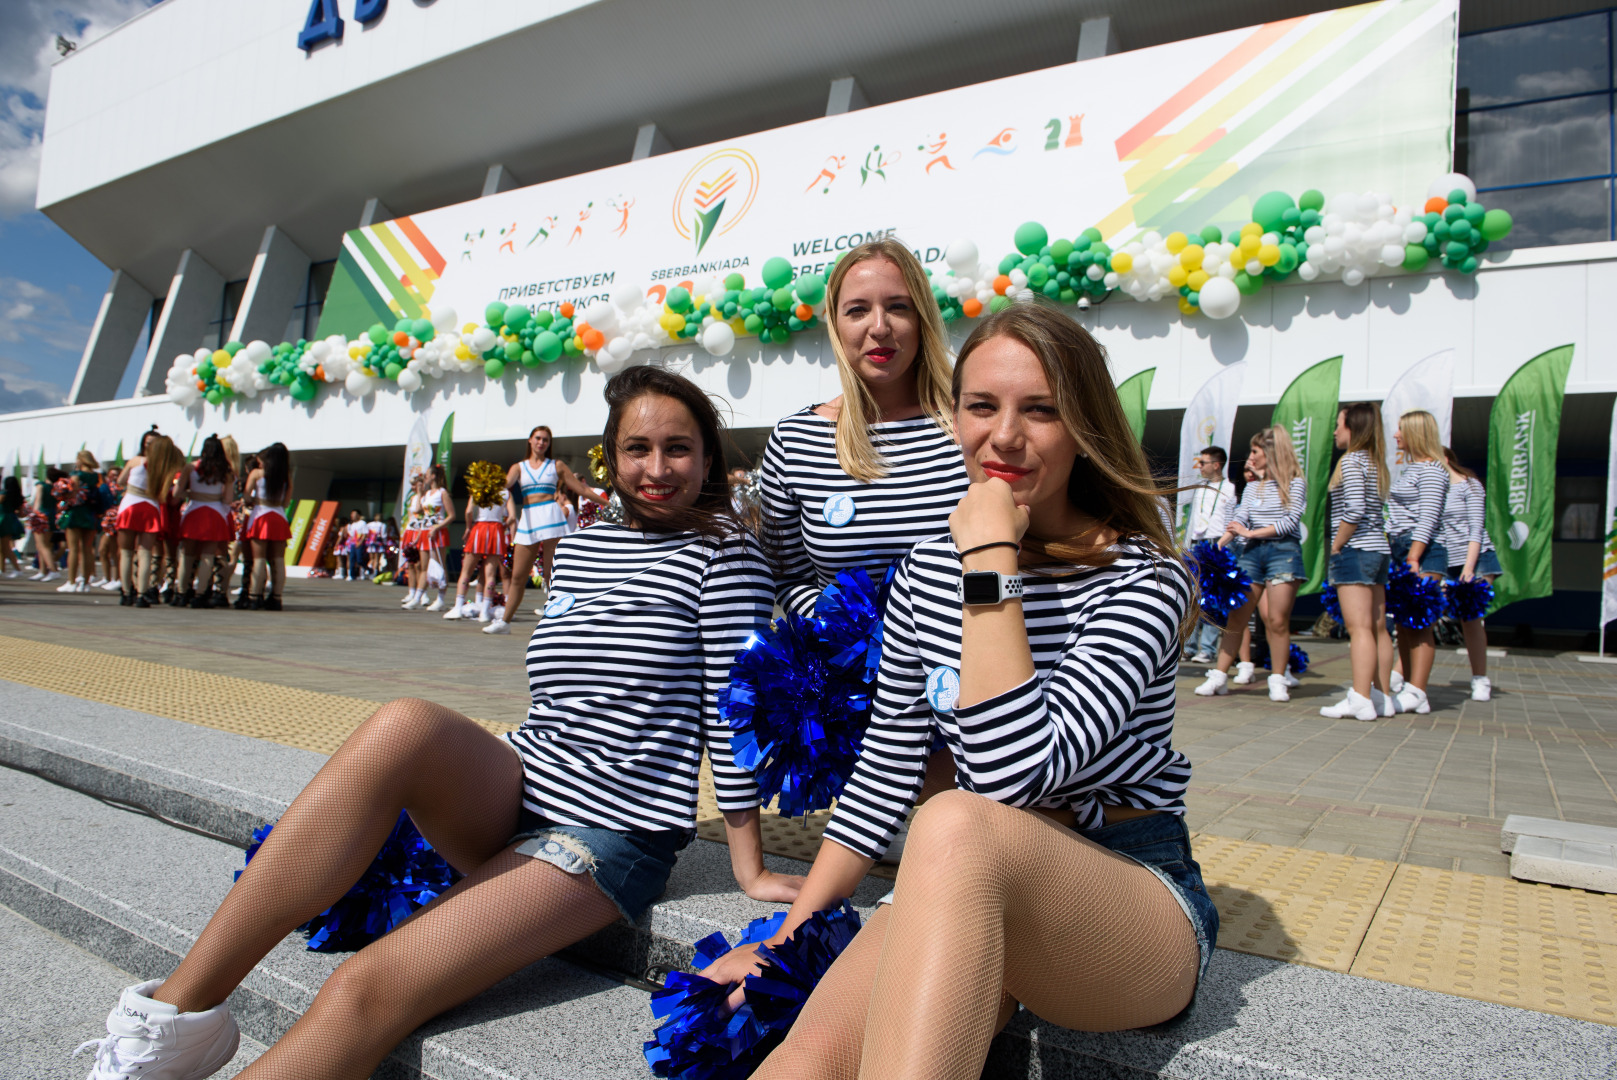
559, 302, 575, 318
314, 365, 326, 381
795, 303, 812, 321
962, 298, 983, 318
392, 331, 409, 347
582, 328, 605, 351
993, 274, 1012, 296
1423, 196, 1448, 214
196, 379, 206, 390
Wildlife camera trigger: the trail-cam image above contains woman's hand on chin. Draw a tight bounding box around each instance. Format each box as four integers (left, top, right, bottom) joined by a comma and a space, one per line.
950, 477, 1030, 552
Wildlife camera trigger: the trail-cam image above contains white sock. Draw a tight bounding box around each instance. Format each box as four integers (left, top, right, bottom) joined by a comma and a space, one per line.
470, 590, 481, 607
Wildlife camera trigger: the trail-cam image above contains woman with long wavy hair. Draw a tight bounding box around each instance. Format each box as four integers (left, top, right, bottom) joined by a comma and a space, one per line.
175, 435, 238, 607
1384, 410, 1450, 714
116, 435, 184, 607
1319, 403, 1395, 720
243, 443, 293, 610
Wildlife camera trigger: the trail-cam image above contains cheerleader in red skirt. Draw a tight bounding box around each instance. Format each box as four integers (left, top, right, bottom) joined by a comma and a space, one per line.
175, 435, 237, 608
444, 461, 508, 622
403, 465, 455, 611
243, 442, 293, 611
116, 435, 184, 608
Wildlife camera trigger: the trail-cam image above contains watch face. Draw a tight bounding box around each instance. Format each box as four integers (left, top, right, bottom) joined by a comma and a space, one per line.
961, 571, 1000, 605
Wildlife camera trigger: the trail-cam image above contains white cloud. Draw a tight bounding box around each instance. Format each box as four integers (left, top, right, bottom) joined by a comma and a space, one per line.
0, 354, 68, 412
0, 0, 159, 216
0, 276, 91, 350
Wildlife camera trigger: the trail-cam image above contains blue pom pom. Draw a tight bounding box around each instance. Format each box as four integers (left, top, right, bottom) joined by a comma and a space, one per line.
238, 811, 461, 952
1288, 643, 1309, 676
643, 905, 862, 1080
720, 567, 894, 817
1444, 576, 1494, 622
1320, 584, 1342, 626
1387, 561, 1445, 630
1188, 540, 1253, 627
1248, 634, 1307, 676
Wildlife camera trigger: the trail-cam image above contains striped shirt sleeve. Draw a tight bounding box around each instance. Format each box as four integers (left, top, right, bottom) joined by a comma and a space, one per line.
701, 533, 773, 812
759, 428, 820, 616
1272, 477, 1306, 537
1337, 453, 1369, 525
1409, 464, 1448, 547
1469, 478, 1494, 553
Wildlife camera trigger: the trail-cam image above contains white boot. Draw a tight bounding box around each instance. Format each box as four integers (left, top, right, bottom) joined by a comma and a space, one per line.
1394, 685, 1431, 714
75, 979, 240, 1080
476, 599, 492, 623
1194, 669, 1229, 696
1320, 689, 1378, 721
1470, 675, 1492, 701
1231, 661, 1257, 685
1267, 673, 1290, 702
1370, 687, 1396, 717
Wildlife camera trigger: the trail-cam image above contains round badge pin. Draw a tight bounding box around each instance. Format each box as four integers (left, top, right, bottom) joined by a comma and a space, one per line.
544, 591, 575, 618
925, 665, 961, 714
822, 493, 856, 528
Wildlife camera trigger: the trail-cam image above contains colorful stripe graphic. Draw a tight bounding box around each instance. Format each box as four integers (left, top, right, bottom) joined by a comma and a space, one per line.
315, 218, 448, 337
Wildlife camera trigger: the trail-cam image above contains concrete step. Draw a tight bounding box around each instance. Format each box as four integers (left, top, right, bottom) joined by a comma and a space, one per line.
1501, 813, 1617, 853
4, 680, 1616, 1079
1511, 835, 1617, 894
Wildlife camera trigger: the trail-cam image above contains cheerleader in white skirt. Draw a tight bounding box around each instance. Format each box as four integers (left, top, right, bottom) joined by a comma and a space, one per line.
446, 461, 511, 623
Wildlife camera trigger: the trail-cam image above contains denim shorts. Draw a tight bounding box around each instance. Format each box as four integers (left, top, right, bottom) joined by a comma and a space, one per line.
509, 807, 691, 922
1236, 537, 1305, 585
1328, 546, 1390, 587
878, 811, 1216, 999
1390, 531, 1448, 576
1474, 549, 1502, 578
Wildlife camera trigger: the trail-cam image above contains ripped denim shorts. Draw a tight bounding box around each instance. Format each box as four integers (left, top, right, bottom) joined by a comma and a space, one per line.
1235, 537, 1305, 585
508, 807, 692, 922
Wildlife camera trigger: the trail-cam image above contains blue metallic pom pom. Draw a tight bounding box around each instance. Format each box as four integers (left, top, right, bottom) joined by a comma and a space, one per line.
643, 905, 862, 1080
1443, 576, 1494, 623
1249, 635, 1308, 676
1188, 540, 1253, 627
238, 810, 461, 952
1320, 584, 1342, 626
720, 567, 893, 818
1386, 560, 1445, 630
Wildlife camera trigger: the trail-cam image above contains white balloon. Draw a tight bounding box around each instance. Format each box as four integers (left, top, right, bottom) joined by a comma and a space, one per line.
595, 352, 628, 376
612, 283, 644, 311
1245, 258, 1264, 276
193, 348, 212, 362
1427, 172, 1477, 204
470, 327, 497, 352
584, 300, 617, 333
1341, 268, 1365, 287
1297, 262, 1319, 282
945, 239, 979, 271
245, 340, 272, 362
606, 336, 634, 361
1197, 276, 1241, 320
1379, 244, 1404, 267
344, 370, 376, 396
701, 321, 736, 356
431, 307, 459, 332
397, 369, 423, 392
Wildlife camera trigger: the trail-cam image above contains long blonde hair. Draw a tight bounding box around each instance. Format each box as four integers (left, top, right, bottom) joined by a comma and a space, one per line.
1329, 402, 1389, 495
1251, 425, 1300, 507
824, 239, 955, 482
143, 436, 184, 497
219, 435, 242, 480
1398, 409, 1443, 463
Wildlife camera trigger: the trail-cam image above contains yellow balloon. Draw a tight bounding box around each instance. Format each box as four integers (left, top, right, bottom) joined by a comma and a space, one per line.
731, 317, 748, 335
1167, 265, 1189, 288
1241, 222, 1263, 238
1178, 244, 1204, 270
1187, 269, 1209, 291
1239, 236, 1261, 259
574, 334, 585, 350
454, 344, 472, 360
463, 322, 478, 334
216, 374, 232, 388
1165, 232, 1188, 254
347, 344, 362, 359
1257, 243, 1281, 267
211, 349, 230, 365
667, 315, 686, 334
1178, 297, 1198, 316
1109, 252, 1133, 274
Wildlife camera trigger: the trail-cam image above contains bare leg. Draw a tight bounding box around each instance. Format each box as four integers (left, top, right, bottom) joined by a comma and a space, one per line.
1336, 584, 1378, 698
1461, 618, 1488, 678
135, 536, 155, 594
504, 543, 540, 623
1263, 581, 1297, 673
118, 532, 135, 593
1214, 587, 1261, 674
540, 537, 559, 586
250, 539, 269, 598
268, 541, 287, 599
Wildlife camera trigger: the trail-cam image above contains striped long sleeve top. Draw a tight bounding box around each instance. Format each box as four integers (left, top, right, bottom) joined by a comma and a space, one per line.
1440, 472, 1481, 560
759, 408, 969, 616
1232, 477, 1306, 538
1329, 450, 1390, 554
505, 524, 771, 832
820, 537, 1194, 861
1385, 461, 1449, 546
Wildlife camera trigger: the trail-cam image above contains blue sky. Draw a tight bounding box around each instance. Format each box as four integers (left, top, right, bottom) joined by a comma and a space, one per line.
0, 0, 161, 415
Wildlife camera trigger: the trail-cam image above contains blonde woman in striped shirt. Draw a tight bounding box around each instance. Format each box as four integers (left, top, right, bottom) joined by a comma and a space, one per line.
1385, 410, 1450, 714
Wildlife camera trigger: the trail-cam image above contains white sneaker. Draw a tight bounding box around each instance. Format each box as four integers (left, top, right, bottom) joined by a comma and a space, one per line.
77, 580, 91, 593
101, 579, 123, 591
1320, 690, 1378, 721
1267, 674, 1290, 702
442, 601, 465, 620
1231, 661, 1256, 685
426, 596, 445, 612
1393, 686, 1431, 714
1389, 670, 1404, 694
1194, 669, 1229, 696
1282, 668, 1301, 689
57, 579, 78, 593
75, 978, 240, 1080
476, 605, 492, 623
1471, 675, 1492, 702
482, 618, 511, 635
27, 570, 45, 581
3, 568, 19, 578
1189, 652, 1213, 664
1370, 687, 1396, 717
40, 570, 61, 582
88, 575, 105, 587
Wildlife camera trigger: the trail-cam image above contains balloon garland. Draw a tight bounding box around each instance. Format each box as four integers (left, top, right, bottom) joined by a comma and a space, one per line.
167, 172, 1511, 409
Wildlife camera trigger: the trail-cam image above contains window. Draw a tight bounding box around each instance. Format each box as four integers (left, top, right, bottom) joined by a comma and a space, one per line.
205, 280, 249, 351
284, 260, 338, 343
1456, 10, 1615, 249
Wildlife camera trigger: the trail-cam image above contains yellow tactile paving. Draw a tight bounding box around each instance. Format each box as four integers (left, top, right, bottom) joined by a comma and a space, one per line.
4, 633, 1615, 1024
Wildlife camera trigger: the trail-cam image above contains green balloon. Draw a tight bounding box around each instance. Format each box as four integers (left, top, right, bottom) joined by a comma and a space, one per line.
1448, 188, 1468, 205
197, 359, 216, 379
290, 374, 316, 401
205, 388, 223, 405
1299, 189, 1325, 212
1233, 270, 1262, 296
390, 319, 410, 335
743, 313, 764, 335
562, 337, 580, 356
520, 349, 538, 367
410, 318, 433, 340
666, 287, 692, 313
1480, 208, 1513, 241
1443, 203, 1465, 223
724, 272, 746, 291
1078, 227, 1102, 244
762, 257, 794, 290
1402, 244, 1430, 272
988, 295, 1012, 313
368, 324, 389, 346
484, 359, 505, 378
1027, 264, 1050, 288
533, 309, 555, 328
768, 325, 790, 344
503, 341, 523, 362
534, 331, 563, 363
1251, 190, 1295, 233
551, 318, 572, 337
1199, 225, 1223, 245
1448, 219, 1472, 242
772, 287, 794, 310
1050, 238, 1075, 262
1276, 243, 1299, 274
484, 302, 508, 326
384, 362, 402, 379
795, 274, 826, 305
503, 306, 531, 331
224, 340, 244, 356
1445, 240, 1469, 262
1460, 255, 1478, 274
1013, 222, 1048, 257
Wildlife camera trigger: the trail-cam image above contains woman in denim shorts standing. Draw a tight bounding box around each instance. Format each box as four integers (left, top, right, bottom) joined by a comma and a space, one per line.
1442, 447, 1500, 702
1385, 410, 1450, 715
1195, 426, 1307, 702
1320, 403, 1395, 721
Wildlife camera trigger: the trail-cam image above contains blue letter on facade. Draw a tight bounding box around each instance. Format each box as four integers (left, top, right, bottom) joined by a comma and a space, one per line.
298, 0, 345, 50
354, 0, 387, 22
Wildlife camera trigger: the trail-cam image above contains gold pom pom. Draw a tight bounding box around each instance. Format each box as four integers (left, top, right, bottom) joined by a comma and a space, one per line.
587, 443, 609, 484
465, 461, 506, 508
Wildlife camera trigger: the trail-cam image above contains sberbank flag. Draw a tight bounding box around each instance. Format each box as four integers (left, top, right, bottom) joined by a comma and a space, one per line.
1488, 345, 1574, 613
1270, 356, 1341, 596
437, 413, 455, 475
1116, 368, 1155, 443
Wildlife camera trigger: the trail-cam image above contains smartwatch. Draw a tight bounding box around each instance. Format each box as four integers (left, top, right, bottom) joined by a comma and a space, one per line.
958, 570, 1025, 606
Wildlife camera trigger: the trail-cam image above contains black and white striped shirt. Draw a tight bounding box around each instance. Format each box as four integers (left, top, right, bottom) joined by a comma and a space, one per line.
821, 537, 1193, 860
506, 524, 770, 831
1441, 475, 1495, 558
760, 408, 969, 616
1386, 461, 1448, 546
1469, 477, 1495, 554
1232, 477, 1306, 538
1329, 450, 1389, 554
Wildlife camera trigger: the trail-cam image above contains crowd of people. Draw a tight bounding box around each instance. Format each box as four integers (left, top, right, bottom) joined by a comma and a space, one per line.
2, 430, 295, 610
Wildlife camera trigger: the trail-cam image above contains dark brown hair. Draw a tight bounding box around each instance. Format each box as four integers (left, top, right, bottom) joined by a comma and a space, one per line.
195, 435, 231, 485
1330, 401, 1389, 495
1443, 446, 1479, 481
601, 366, 742, 539
528, 425, 554, 459
258, 443, 290, 502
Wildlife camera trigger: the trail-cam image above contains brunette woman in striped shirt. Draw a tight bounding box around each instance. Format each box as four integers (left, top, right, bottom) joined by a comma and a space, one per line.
1442, 448, 1498, 702
705, 303, 1214, 1078
78, 367, 798, 1080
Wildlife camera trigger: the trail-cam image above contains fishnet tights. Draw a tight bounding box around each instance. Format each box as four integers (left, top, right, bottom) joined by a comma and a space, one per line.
757, 791, 1198, 1080
154, 698, 622, 1080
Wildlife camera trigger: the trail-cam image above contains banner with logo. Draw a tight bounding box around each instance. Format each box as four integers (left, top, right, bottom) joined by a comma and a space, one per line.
1601, 401, 1617, 636
314, 0, 1458, 345
399, 414, 432, 519
298, 501, 341, 568
285, 500, 317, 562
437, 412, 455, 475
1382, 347, 1454, 488
1486, 345, 1574, 613
1271, 356, 1341, 595
1177, 362, 1247, 540
1117, 368, 1156, 443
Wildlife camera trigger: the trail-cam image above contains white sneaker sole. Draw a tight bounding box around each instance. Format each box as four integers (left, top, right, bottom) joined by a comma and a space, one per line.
1193, 683, 1228, 697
